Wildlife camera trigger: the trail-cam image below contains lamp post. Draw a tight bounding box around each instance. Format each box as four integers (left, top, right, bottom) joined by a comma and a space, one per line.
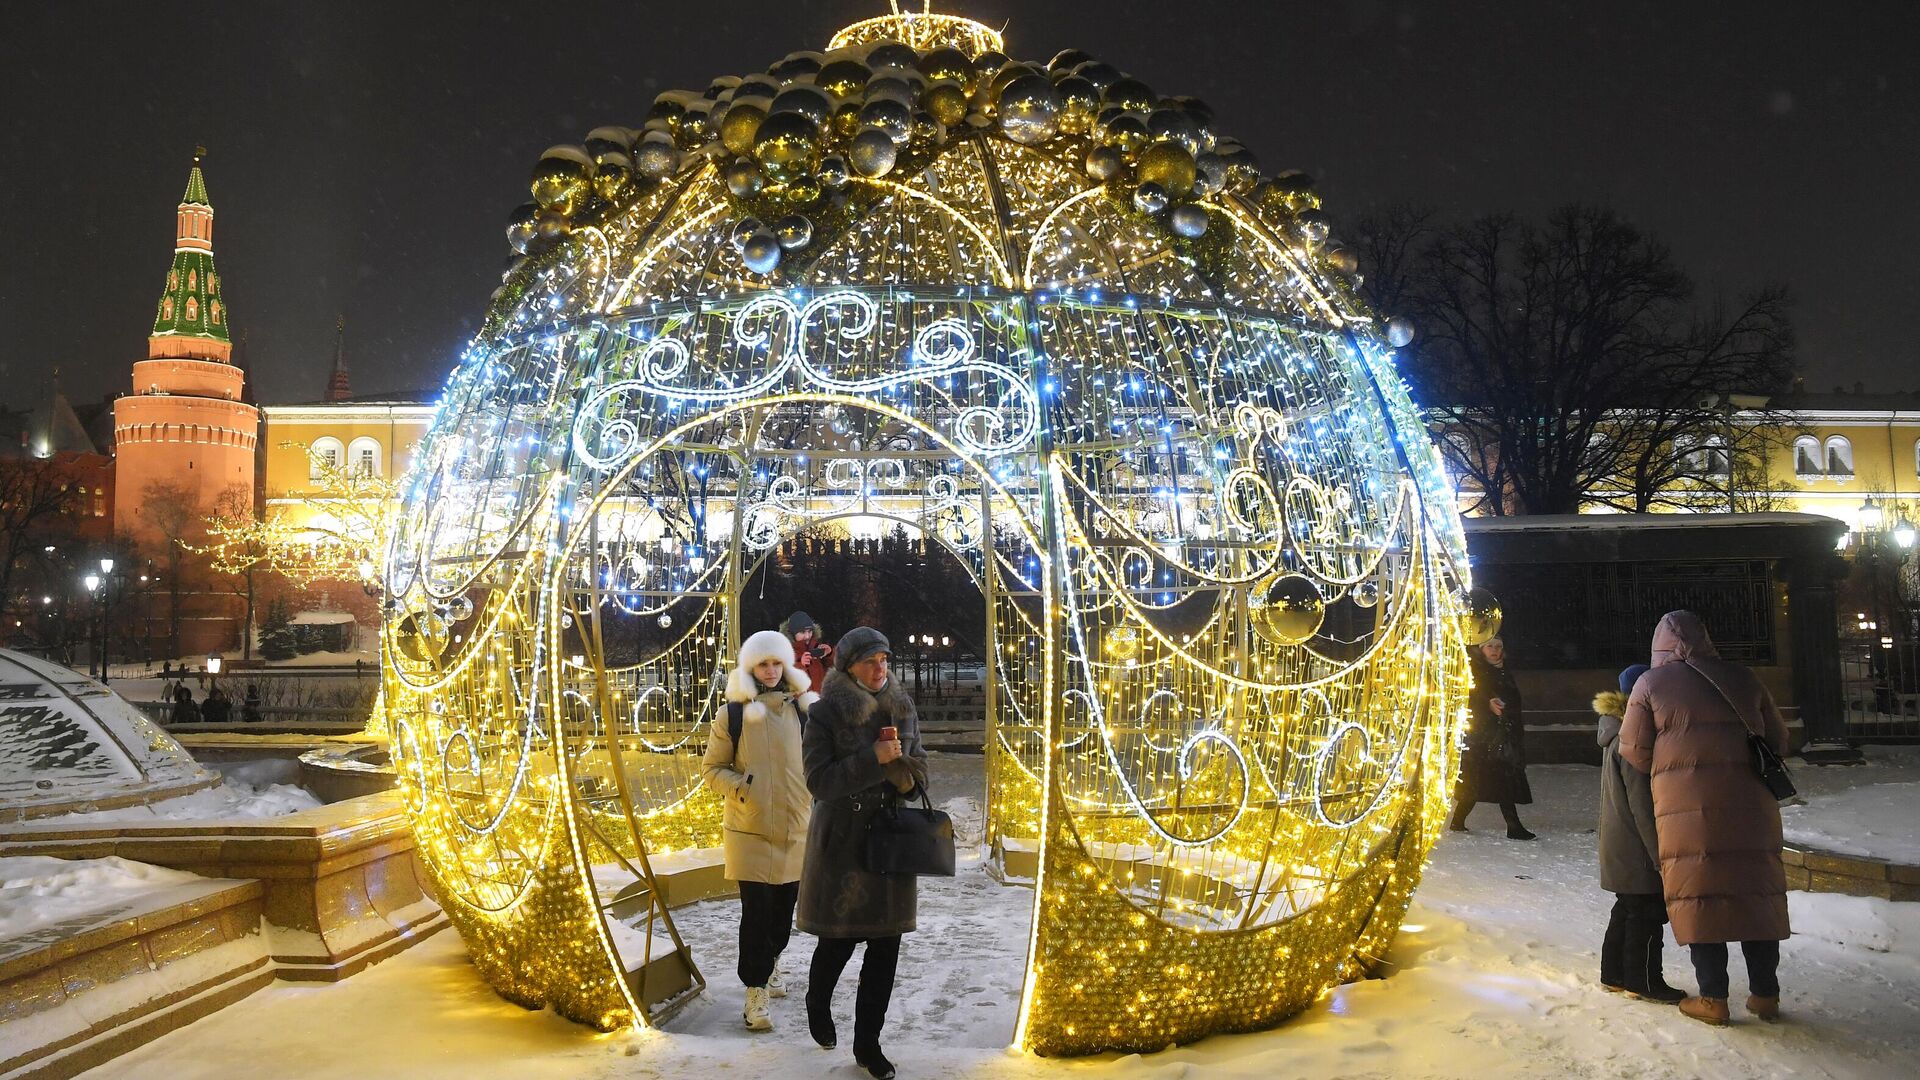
97, 557, 116, 684
83, 573, 101, 679
206, 653, 224, 696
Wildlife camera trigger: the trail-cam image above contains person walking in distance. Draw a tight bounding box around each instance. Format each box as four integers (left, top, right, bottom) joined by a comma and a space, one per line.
782, 611, 835, 693
701, 630, 817, 1032
798, 627, 927, 1080
1620, 610, 1790, 1026
1450, 636, 1536, 839
1595, 664, 1685, 1003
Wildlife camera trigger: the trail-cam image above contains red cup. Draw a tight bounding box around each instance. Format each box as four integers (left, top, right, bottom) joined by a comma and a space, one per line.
878, 726, 898, 743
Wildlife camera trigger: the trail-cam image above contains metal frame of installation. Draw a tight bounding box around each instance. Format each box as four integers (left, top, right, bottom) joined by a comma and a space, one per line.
379, 4, 1483, 1056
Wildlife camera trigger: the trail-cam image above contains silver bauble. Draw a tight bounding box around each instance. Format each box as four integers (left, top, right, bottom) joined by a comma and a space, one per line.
864, 75, 918, 107
656, 613, 673, 629
849, 128, 898, 176
1458, 588, 1502, 646
818, 153, 851, 189
1297, 208, 1331, 243
1351, 580, 1381, 608
774, 213, 813, 250
997, 72, 1062, 145
730, 216, 765, 249
740, 230, 783, 274
632, 132, 679, 178
1169, 204, 1209, 238
857, 97, 912, 143
769, 85, 833, 126
1085, 145, 1124, 181
1326, 246, 1360, 275
1386, 317, 1417, 348
1133, 181, 1169, 214
1193, 152, 1226, 195
1147, 108, 1203, 154
724, 158, 764, 197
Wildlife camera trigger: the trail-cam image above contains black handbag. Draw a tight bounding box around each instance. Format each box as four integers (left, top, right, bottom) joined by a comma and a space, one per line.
865, 789, 956, 877
1687, 662, 1797, 802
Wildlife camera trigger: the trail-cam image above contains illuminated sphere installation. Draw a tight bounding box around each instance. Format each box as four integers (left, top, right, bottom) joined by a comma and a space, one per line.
381, 6, 1473, 1056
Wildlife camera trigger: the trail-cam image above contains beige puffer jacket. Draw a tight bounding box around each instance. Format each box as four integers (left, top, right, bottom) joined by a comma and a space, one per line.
700, 632, 817, 884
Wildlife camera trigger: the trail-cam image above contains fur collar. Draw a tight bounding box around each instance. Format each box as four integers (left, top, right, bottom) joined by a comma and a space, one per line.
1592, 690, 1628, 719
818, 668, 913, 727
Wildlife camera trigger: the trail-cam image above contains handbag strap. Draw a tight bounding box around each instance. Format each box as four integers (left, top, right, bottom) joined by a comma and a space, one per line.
1680, 661, 1763, 741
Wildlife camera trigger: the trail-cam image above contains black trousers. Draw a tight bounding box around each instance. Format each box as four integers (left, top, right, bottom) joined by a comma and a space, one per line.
1450, 799, 1525, 829
736, 880, 799, 988
1600, 893, 1668, 988
1690, 940, 1780, 999
809, 934, 902, 1049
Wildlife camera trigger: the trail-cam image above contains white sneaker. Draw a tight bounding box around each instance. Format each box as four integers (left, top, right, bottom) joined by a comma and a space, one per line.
743, 986, 773, 1032
767, 969, 788, 998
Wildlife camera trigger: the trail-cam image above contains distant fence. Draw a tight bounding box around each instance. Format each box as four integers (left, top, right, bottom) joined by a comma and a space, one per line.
1842, 642, 1920, 742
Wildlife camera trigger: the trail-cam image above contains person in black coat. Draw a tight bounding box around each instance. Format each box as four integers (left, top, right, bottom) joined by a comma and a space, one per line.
797, 627, 926, 1080
169, 684, 200, 725
1449, 636, 1535, 839
201, 685, 232, 725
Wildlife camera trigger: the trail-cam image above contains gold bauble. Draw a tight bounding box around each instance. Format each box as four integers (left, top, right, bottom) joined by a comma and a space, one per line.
815, 58, 872, 99
592, 161, 632, 200
1106, 624, 1142, 661
1249, 574, 1325, 646
924, 82, 970, 126
1458, 587, 1502, 646
1137, 141, 1197, 198
720, 102, 767, 156
753, 111, 820, 182
530, 158, 587, 210
917, 46, 973, 86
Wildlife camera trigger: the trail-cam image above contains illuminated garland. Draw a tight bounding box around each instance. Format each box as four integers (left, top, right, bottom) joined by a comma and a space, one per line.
382, 4, 1476, 1056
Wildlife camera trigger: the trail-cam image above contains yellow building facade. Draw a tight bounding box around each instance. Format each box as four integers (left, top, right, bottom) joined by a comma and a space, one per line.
258, 398, 432, 536
1754, 402, 1920, 535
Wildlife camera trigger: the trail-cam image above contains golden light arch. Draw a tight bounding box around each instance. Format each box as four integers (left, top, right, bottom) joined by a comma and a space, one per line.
381, 5, 1474, 1055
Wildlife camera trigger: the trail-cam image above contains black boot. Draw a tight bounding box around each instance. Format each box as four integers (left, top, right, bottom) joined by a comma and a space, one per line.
1600, 910, 1628, 991
853, 1044, 896, 1080
1500, 803, 1535, 841
1638, 932, 1687, 1004
1619, 917, 1684, 1004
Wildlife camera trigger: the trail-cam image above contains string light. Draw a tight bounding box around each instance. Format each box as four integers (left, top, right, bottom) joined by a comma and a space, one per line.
380, 4, 1472, 1056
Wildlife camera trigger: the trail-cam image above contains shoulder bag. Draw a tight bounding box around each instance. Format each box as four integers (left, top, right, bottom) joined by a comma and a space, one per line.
866, 788, 956, 877
1685, 662, 1796, 802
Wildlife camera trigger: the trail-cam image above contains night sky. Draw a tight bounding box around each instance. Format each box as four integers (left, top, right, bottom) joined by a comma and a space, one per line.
4, 1, 1914, 410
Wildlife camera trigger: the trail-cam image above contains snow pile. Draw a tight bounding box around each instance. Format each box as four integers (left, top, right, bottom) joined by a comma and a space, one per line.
0, 855, 203, 941
7, 777, 321, 831
1782, 781, 1920, 863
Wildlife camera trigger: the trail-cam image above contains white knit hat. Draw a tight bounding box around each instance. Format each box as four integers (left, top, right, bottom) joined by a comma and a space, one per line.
725, 629, 811, 702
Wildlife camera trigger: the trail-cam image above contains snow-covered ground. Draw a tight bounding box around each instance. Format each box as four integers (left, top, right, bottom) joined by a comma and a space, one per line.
85, 754, 1920, 1079
1783, 745, 1920, 863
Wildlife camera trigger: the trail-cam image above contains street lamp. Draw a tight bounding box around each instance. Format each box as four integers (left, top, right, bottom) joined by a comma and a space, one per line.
1896, 517, 1918, 551
83, 574, 102, 679
1860, 496, 1885, 532
206, 653, 224, 695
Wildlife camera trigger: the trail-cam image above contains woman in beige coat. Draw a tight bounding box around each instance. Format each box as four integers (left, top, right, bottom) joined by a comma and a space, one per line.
1620, 610, 1789, 1027
702, 629, 817, 1033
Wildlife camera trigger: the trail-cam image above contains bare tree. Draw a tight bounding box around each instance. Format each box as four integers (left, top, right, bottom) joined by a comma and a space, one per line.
138, 480, 204, 659
0, 458, 81, 620
1353, 204, 1795, 515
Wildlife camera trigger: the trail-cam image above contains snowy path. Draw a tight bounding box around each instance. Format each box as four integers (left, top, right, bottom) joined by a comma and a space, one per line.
90, 756, 1920, 1079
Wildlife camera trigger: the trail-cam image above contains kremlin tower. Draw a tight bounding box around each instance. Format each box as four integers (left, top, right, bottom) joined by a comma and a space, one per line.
113, 153, 260, 537
112, 152, 260, 654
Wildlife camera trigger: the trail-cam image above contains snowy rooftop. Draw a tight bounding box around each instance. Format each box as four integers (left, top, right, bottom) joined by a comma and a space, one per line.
1464, 512, 1846, 533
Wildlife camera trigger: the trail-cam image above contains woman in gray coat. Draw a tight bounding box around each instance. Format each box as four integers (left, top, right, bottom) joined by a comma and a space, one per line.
1595, 664, 1684, 1003
797, 627, 926, 1080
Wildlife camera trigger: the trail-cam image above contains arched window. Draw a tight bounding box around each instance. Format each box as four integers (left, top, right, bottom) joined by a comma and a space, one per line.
1793, 435, 1822, 478
311, 437, 344, 481
1825, 435, 1854, 479
348, 437, 382, 478
1687, 435, 1731, 478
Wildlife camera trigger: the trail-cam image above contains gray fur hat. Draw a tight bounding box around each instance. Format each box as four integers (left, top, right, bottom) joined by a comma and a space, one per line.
835, 626, 891, 671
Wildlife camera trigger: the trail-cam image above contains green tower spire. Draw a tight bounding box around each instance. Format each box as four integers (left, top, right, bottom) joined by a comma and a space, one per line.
150, 147, 231, 347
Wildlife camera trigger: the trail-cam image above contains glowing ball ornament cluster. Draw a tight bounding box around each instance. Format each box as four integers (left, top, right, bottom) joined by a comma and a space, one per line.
382, 3, 1474, 1056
